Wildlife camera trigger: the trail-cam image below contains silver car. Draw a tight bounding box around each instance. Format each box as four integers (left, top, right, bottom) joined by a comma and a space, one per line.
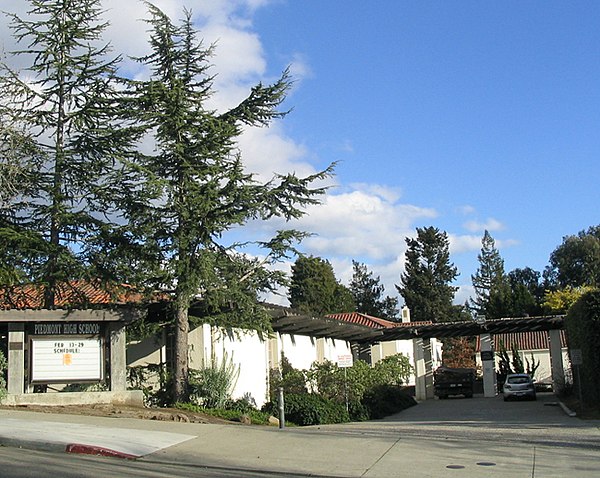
503, 373, 536, 401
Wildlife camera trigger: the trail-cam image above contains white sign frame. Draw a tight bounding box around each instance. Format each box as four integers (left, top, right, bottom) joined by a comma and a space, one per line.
337, 354, 354, 368
30, 336, 104, 383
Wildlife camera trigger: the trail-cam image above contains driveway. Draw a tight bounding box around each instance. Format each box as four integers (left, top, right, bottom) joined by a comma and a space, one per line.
300, 392, 600, 450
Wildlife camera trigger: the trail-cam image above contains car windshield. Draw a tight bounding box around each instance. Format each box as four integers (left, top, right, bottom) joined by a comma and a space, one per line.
508, 376, 531, 384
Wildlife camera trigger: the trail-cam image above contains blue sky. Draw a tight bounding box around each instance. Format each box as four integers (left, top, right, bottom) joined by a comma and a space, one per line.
2, 1, 600, 307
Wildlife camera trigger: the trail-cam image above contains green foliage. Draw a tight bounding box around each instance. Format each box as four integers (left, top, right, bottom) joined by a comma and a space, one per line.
0, 349, 7, 400
361, 385, 417, 419
565, 290, 600, 405
269, 353, 308, 401
269, 354, 414, 424
470, 230, 512, 319
289, 256, 355, 316
188, 354, 240, 409
110, 4, 333, 402
396, 226, 458, 322
507, 267, 544, 317
543, 286, 594, 314
0, 0, 128, 303
495, 340, 540, 385
373, 354, 413, 386
273, 393, 350, 426
350, 260, 399, 320
510, 343, 524, 373
525, 353, 540, 378
127, 363, 171, 407
547, 225, 600, 288
496, 341, 512, 385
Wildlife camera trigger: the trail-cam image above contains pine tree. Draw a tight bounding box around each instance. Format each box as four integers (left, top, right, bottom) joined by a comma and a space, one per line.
118, 5, 333, 402
289, 256, 354, 316
349, 260, 398, 320
0, 0, 128, 304
396, 226, 458, 323
470, 230, 511, 319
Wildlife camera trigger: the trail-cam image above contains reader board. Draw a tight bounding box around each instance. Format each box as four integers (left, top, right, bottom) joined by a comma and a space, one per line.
30, 336, 103, 383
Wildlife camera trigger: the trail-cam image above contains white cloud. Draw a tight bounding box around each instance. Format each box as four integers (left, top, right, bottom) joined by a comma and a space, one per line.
458, 205, 476, 216
463, 217, 505, 233
449, 234, 483, 255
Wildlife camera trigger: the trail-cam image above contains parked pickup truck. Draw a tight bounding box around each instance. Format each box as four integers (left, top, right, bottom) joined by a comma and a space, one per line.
434, 366, 475, 399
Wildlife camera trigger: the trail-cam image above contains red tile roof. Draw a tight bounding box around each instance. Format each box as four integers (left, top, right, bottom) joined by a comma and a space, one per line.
475, 330, 568, 352
326, 312, 397, 328
0, 280, 144, 309
326, 312, 433, 330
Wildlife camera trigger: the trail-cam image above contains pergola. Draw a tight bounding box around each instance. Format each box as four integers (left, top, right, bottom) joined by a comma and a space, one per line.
266, 306, 568, 401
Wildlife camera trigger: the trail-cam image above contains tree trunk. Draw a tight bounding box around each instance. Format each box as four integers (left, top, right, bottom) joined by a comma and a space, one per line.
172, 302, 190, 403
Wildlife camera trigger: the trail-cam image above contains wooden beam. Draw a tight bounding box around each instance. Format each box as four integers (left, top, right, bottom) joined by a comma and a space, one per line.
0, 308, 143, 323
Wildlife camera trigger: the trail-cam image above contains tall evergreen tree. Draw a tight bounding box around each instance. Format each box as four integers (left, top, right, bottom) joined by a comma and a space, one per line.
0, 0, 127, 304
118, 5, 332, 402
349, 260, 398, 320
289, 256, 355, 316
396, 226, 458, 323
470, 230, 511, 319
507, 267, 543, 317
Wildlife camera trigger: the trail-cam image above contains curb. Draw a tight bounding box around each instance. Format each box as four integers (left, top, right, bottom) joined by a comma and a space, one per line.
66, 443, 138, 459
557, 401, 577, 417
0, 438, 65, 454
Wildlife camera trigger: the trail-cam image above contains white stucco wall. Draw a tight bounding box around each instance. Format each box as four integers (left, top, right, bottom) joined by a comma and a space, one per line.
319, 337, 352, 363
208, 327, 269, 408
475, 348, 570, 383
279, 334, 318, 370
370, 338, 443, 386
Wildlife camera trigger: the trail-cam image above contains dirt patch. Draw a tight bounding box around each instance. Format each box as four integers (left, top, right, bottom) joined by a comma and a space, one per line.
0, 403, 237, 425
560, 396, 600, 419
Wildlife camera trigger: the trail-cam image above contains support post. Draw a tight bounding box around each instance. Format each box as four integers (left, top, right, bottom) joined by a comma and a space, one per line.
108, 322, 127, 392
480, 333, 497, 398
7, 323, 25, 395
278, 387, 285, 429
548, 329, 565, 394
413, 337, 427, 401
423, 338, 435, 399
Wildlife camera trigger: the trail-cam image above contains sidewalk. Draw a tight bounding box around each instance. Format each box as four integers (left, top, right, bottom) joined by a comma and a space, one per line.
1, 405, 599, 477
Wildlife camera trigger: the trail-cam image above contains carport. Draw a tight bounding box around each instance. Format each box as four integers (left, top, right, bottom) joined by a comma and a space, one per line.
374, 316, 567, 401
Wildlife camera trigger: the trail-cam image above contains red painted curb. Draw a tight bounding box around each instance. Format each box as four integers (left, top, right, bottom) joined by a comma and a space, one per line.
65, 443, 138, 460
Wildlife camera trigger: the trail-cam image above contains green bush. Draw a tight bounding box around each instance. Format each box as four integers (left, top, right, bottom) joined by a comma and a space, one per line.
0, 350, 7, 400
566, 290, 600, 404
269, 393, 350, 426
361, 385, 416, 419
372, 354, 413, 386
269, 354, 307, 401
188, 353, 240, 409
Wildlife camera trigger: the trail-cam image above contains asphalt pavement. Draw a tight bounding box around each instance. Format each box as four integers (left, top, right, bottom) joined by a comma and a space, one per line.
1, 393, 599, 477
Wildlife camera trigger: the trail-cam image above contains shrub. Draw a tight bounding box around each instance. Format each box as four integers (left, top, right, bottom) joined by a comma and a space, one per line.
566, 290, 600, 405
372, 354, 413, 386
268, 393, 350, 426
269, 354, 307, 401
361, 385, 417, 419
188, 353, 240, 409
0, 350, 7, 400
